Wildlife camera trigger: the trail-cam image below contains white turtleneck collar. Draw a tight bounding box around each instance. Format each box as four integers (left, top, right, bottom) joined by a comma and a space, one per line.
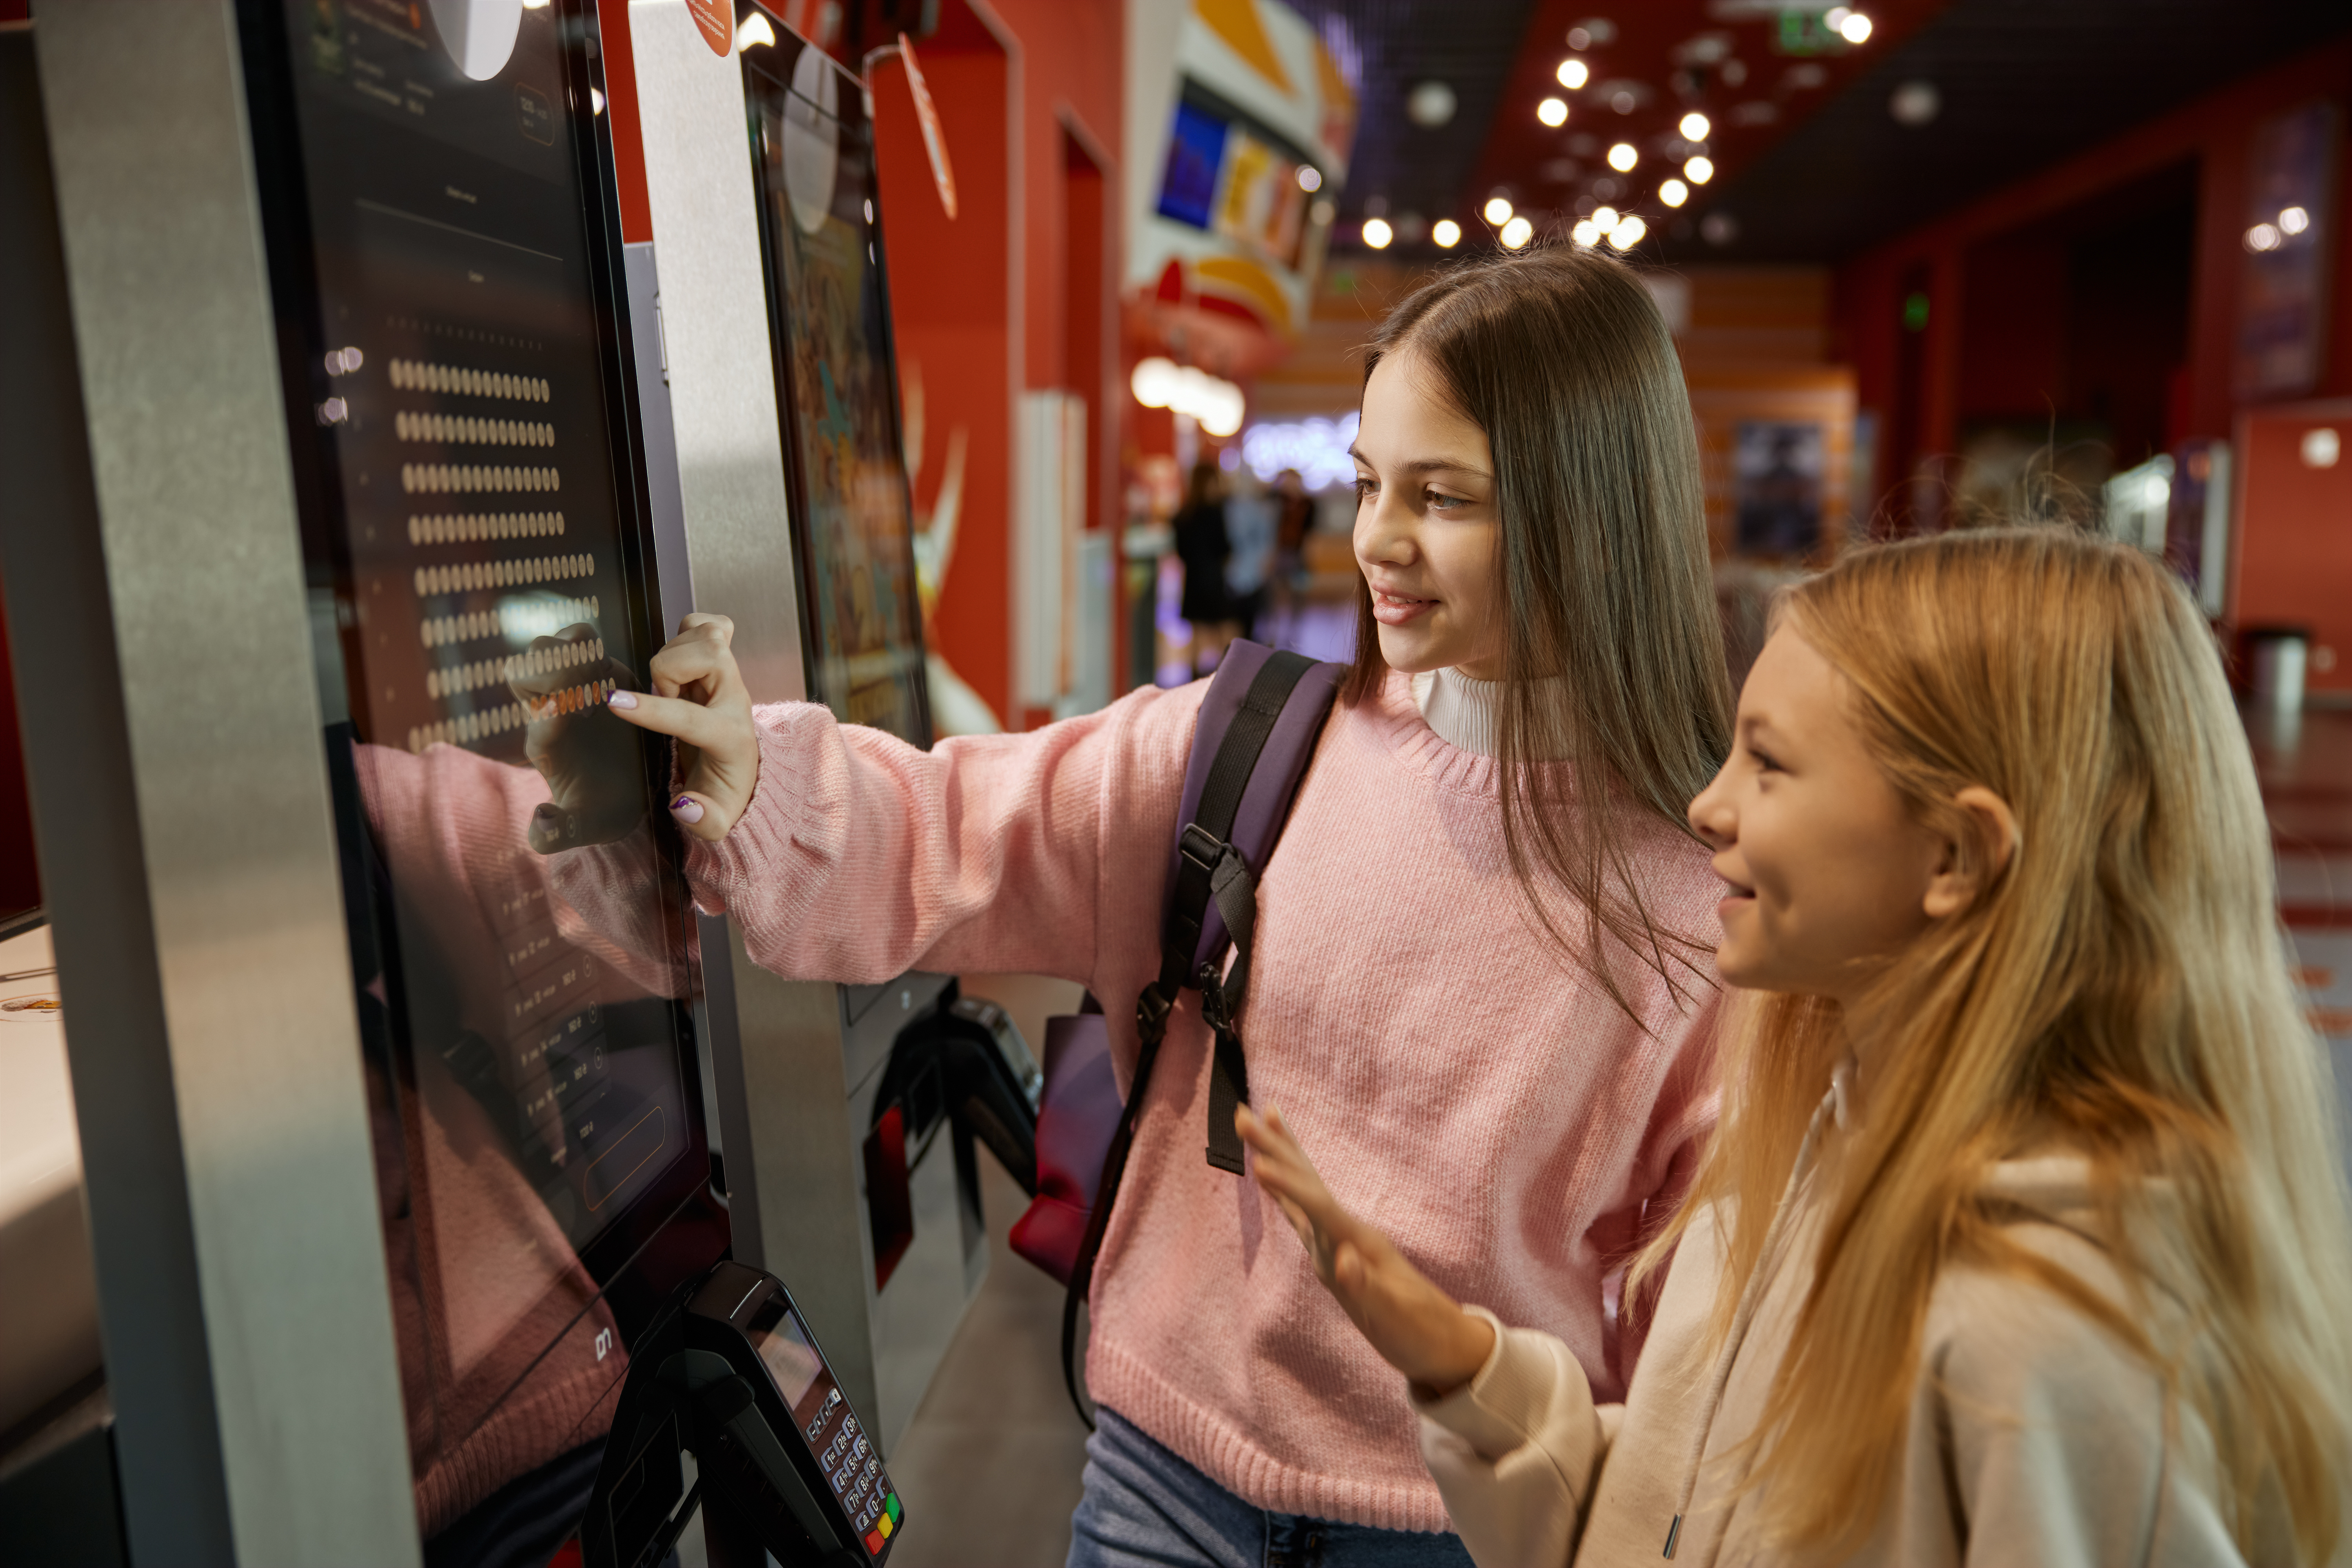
1411, 667, 1574, 757
1410, 667, 1506, 756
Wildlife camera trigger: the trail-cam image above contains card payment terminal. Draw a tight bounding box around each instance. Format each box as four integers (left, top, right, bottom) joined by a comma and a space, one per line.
584, 1261, 904, 1568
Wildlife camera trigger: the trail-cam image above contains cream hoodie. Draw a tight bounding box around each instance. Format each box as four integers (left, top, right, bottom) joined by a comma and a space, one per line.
1413, 1076, 2306, 1567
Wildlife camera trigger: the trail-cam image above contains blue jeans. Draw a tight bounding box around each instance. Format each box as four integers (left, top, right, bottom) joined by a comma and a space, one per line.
1067, 1408, 1476, 1568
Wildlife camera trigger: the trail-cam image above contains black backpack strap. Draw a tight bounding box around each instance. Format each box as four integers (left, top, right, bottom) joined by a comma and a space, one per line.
1056, 649, 1324, 1423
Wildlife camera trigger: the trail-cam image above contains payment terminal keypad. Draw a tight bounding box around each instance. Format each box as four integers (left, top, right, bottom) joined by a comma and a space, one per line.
807, 1399, 900, 1554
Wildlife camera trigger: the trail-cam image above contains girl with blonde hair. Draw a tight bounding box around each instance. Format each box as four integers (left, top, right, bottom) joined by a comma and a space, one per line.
1242, 527, 2352, 1564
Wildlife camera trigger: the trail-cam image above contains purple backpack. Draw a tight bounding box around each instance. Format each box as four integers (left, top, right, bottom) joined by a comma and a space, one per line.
1008, 641, 1343, 1419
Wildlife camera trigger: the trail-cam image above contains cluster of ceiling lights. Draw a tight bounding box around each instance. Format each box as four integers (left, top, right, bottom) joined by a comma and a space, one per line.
2245, 205, 2313, 253
1357, 10, 1875, 255
1359, 9, 1877, 255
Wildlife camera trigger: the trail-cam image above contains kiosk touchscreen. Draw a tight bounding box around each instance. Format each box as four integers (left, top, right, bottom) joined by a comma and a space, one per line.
243, 0, 722, 1548
744, 22, 933, 747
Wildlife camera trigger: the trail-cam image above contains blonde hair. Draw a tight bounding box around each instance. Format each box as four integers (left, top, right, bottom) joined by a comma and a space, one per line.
1641, 528, 2352, 1557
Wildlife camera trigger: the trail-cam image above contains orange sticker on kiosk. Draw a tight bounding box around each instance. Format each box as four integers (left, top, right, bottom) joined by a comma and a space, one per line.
898, 33, 957, 220
684, 0, 732, 56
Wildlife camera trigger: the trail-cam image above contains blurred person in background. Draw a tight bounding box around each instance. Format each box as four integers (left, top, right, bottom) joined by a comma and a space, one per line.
1173, 459, 1237, 674
1270, 467, 1316, 639
1224, 470, 1278, 644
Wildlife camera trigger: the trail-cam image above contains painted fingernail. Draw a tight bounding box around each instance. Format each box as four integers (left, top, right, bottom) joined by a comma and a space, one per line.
607, 690, 638, 710
671, 796, 704, 825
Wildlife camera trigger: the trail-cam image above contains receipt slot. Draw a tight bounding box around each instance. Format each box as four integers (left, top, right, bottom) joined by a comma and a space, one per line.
584, 1261, 902, 1568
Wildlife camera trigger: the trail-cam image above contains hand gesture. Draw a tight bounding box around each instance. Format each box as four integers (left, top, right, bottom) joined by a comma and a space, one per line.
601, 613, 759, 840
1237, 1104, 1496, 1398
510, 622, 645, 854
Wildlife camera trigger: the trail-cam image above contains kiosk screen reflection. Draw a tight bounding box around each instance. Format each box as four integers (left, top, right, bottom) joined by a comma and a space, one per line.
260, 0, 717, 1538
747, 27, 933, 746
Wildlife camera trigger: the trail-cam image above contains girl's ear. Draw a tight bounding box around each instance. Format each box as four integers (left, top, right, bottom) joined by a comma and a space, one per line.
1921, 786, 2019, 920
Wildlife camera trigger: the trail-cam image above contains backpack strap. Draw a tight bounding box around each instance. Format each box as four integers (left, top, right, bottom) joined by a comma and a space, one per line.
1057, 642, 1341, 1421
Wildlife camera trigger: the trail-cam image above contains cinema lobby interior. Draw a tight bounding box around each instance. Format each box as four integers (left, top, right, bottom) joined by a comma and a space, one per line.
5, 0, 2352, 1564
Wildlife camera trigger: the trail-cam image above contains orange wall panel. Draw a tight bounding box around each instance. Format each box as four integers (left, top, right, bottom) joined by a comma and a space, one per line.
874, 35, 1016, 724
2234, 406, 2352, 694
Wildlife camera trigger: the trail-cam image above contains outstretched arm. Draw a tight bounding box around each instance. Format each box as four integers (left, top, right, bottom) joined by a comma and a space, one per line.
1240, 1104, 1609, 1568
598, 613, 1198, 996
1238, 1103, 1494, 1395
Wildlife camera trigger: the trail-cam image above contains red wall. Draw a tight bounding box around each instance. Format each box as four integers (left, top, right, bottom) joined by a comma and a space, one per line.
1838, 39, 2352, 496
870, 0, 1124, 728
2236, 406, 2352, 691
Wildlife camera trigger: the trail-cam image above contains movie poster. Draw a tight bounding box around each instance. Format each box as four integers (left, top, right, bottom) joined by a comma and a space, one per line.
1733, 420, 1826, 557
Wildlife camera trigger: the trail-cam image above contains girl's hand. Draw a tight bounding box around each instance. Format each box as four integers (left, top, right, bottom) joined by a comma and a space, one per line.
602, 613, 759, 841
513, 622, 647, 853
1238, 1104, 1496, 1397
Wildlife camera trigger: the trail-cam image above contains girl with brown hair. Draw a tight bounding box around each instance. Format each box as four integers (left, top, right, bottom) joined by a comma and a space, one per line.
1242, 528, 2352, 1564
603, 245, 1733, 1565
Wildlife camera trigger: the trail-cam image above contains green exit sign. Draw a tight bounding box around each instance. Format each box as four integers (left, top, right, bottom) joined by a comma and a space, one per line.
1775, 10, 1842, 54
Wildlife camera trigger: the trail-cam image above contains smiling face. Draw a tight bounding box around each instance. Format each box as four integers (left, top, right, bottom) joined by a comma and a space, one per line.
1351, 349, 1505, 680
1687, 625, 1948, 1005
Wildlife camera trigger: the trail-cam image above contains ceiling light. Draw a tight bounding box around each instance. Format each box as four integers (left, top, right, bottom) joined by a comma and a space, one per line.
1678, 111, 1711, 142
1571, 220, 1601, 247
2303, 428, 2341, 469
1824, 5, 1851, 28
1538, 97, 1570, 127
1685, 155, 1715, 184
1501, 215, 1534, 249
1297, 166, 1323, 192
1839, 11, 1873, 42
1592, 205, 1620, 231
2245, 222, 2282, 252
1660, 178, 1689, 207
1362, 217, 1394, 249
1408, 80, 1458, 128
2280, 205, 2311, 236
735, 12, 775, 49
1607, 142, 1638, 171
1484, 195, 1514, 225
1608, 214, 1647, 250
1433, 219, 1462, 248
1889, 80, 1940, 126
1557, 58, 1589, 90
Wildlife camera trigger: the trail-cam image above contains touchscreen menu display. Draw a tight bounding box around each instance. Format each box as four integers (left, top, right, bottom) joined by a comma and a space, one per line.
260, 0, 714, 1537
746, 30, 933, 746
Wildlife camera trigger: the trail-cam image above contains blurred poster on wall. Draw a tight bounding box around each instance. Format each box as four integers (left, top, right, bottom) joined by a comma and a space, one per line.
2235, 101, 2338, 401
1733, 421, 1825, 557
1128, 0, 1358, 377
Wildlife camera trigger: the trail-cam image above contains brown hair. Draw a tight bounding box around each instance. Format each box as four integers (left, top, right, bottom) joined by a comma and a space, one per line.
1182, 459, 1223, 511
1638, 529, 2352, 1556
1348, 245, 1731, 1008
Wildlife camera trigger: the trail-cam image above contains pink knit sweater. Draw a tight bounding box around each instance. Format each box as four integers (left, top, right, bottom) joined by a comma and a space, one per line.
687, 671, 1724, 1533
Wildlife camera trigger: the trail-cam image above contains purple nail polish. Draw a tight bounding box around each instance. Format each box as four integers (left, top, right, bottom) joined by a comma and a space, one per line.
607, 690, 638, 710
671, 797, 705, 825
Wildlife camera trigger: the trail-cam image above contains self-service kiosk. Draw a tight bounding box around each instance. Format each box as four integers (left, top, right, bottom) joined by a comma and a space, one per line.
622, 0, 1030, 1469
0, 0, 1026, 1562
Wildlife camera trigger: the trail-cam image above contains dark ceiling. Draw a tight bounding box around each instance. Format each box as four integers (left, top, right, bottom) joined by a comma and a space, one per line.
1316, 0, 2352, 267
1662, 0, 2352, 263
1284, 0, 1543, 239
